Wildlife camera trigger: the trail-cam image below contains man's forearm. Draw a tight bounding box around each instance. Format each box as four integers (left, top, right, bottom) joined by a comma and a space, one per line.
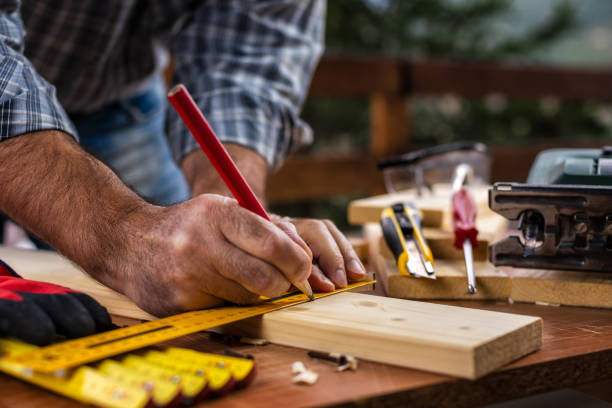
181, 143, 269, 205
0, 131, 149, 283
0, 131, 316, 316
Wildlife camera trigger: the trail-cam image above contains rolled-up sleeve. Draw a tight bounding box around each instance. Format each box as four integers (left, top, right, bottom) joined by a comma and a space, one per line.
167, 0, 325, 171
0, 3, 76, 141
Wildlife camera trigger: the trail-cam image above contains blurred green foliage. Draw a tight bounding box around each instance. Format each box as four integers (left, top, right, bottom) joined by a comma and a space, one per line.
302, 0, 612, 154
273, 0, 612, 229
325, 0, 575, 59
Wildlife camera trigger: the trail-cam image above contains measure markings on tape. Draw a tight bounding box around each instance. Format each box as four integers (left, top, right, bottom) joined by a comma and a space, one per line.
9, 281, 372, 373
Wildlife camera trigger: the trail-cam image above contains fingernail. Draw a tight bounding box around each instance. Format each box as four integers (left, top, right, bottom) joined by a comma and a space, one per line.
348, 259, 366, 277
335, 269, 347, 288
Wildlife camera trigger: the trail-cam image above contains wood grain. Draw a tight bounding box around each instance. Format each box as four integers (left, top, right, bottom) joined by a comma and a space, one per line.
509, 268, 612, 308
0, 246, 155, 320
0, 298, 611, 408
370, 93, 411, 156
367, 224, 612, 308
374, 252, 510, 301
219, 292, 541, 379
347, 184, 497, 228
309, 56, 612, 100
365, 222, 510, 301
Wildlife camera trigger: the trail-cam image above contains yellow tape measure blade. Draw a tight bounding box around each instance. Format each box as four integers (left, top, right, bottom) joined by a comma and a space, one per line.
9, 281, 373, 373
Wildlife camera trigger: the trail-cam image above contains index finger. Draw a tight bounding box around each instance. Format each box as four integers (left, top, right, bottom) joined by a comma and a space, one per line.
219, 204, 312, 286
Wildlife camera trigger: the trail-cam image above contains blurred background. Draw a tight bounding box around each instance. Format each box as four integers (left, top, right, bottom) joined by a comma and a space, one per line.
268, 0, 612, 232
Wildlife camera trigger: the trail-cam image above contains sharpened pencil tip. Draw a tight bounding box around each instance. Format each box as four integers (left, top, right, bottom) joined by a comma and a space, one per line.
308, 294, 315, 301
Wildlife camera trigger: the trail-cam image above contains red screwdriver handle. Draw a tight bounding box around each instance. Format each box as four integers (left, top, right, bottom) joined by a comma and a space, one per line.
452, 189, 479, 249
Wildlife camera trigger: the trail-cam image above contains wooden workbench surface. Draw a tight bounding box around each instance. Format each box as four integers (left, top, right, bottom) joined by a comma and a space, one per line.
0, 295, 610, 408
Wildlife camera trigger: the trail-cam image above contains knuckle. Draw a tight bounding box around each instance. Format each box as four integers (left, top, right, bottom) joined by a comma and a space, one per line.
312, 220, 329, 235
260, 230, 282, 257
253, 269, 276, 293
169, 230, 193, 255
322, 219, 335, 229
279, 220, 297, 233
252, 268, 290, 298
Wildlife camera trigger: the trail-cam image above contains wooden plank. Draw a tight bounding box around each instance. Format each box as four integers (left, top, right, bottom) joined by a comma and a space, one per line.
2, 300, 611, 408
348, 184, 495, 227
409, 60, 612, 100
365, 222, 510, 301
0, 246, 155, 320
348, 234, 369, 263
310, 55, 612, 100
509, 269, 612, 309
370, 93, 410, 156
375, 254, 510, 302
220, 291, 541, 379
308, 55, 403, 97
365, 224, 612, 309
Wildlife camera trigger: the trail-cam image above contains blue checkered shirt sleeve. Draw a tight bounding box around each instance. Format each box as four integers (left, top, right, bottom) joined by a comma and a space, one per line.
167, 0, 325, 171
0, 4, 75, 141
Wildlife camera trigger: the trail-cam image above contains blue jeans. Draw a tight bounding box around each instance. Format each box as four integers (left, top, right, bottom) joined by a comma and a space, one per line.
71, 77, 190, 206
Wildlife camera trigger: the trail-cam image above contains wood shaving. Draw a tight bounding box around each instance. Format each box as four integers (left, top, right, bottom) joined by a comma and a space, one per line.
291, 361, 318, 385
535, 301, 561, 307
292, 361, 307, 374
239, 337, 270, 346
293, 370, 319, 385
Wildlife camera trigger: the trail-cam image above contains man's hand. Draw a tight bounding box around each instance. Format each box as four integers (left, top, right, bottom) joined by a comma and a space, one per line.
181, 145, 367, 292
0, 131, 313, 317
272, 216, 366, 292
114, 195, 313, 316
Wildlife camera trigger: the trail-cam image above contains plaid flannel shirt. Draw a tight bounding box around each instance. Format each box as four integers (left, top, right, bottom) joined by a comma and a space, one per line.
0, 0, 325, 170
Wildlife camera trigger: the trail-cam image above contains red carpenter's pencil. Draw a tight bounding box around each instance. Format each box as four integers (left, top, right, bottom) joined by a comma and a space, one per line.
167, 84, 269, 221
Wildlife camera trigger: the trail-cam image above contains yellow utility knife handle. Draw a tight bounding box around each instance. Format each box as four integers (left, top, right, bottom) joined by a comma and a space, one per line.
380, 203, 434, 276
403, 204, 434, 267
380, 207, 410, 275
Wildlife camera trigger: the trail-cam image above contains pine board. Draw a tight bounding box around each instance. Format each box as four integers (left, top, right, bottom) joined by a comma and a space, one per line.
348, 184, 493, 227
364, 224, 612, 308
509, 269, 612, 308
221, 291, 542, 379
0, 246, 155, 320
375, 252, 510, 301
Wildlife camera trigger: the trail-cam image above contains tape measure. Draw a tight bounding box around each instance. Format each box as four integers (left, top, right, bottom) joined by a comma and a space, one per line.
0, 338, 256, 408
7, 281, 371, 373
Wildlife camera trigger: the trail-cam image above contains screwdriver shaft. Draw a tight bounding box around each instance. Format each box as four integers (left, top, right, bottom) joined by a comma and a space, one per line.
462, 239, 477, 294
451, 165, 478, 295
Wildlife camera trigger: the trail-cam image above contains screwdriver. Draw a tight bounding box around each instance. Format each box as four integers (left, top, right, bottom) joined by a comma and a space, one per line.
451, 164, 479, 294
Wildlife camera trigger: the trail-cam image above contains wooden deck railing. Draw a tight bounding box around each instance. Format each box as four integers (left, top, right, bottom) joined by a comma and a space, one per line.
267, 55, 612, 203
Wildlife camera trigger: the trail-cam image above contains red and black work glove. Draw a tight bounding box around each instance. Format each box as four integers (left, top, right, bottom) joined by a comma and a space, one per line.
0, 259, 114, 346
